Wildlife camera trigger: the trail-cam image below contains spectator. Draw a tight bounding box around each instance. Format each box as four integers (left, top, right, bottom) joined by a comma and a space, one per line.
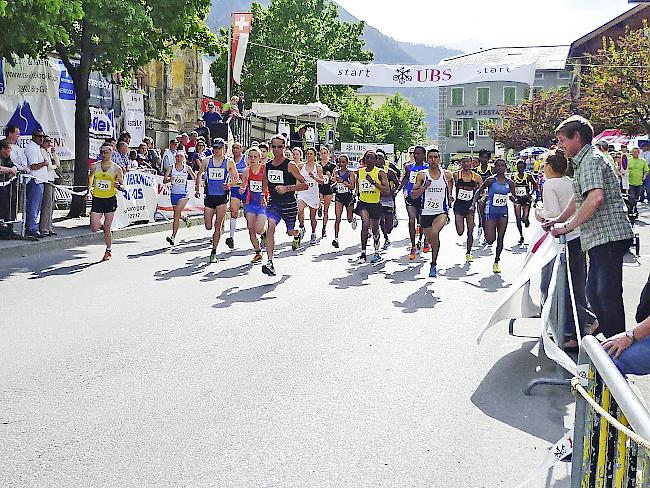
596, 140, 617, 174
186, 131, 198, 154
39, 136, 59, 236
627, 146, 649, 214
619, 145, 630, 194
105, 137, 117, 150
127, 150, 139, 171
190, 139, 211, 172
111, 141, 130, 170
2, 125, 27, 172
0, 139, 18, 238
640, 141, 650, 202
224, 96, 243, 139
203, 101, 223, 128
548, 115, 634, 338
118, 131, 131, 145
24, 129, 48, 239
178, 133, 190, 153
162, 139, 179, 173
143, 137, 161, 173
237, 91, 245, 114
290, 126, 307, 150
195, 118, 211, 143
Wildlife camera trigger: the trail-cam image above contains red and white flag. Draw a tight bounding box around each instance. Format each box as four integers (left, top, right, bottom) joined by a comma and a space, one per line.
231, 12, 252, 85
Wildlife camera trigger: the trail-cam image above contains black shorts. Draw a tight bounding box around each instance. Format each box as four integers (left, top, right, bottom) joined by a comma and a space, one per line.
355, 201, 382, 220
453, 200, 473, 217
319, 184, 334, 196
420, 213, 447, 229
91, 196, 117, 214
515, 195, 532, 206
381, 204, 395, 216
405, 195, 421, 211
335, 192, 354, 207
204, 194, 229, 209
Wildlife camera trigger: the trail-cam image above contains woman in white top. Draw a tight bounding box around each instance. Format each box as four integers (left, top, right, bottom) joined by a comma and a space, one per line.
535, 151, 595, 348
163, 151, 197, 246
39, 136, 60, 236
296, 147, 324, 245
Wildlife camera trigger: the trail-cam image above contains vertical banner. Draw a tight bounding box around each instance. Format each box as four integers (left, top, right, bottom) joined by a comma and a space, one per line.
89, 107, 116, 162
231, 12, 253, 85
111, 171, 159, 229
120, 89, 145, 147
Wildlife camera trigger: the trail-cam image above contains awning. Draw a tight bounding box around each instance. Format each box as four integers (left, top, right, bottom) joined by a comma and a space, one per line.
250, 102, 339, 125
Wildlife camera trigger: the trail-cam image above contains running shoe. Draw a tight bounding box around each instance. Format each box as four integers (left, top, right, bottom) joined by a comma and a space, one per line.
260, 231, 267, 250
251, 252, 263, 264
393, 214, 398, 229
370, 253, 382, 264
318, 206, 323, 218
518, 236, 524, 245
416, 240, 422, 250
332, 238, 339, 248
493, 262, 501, 273
225, 237, 234, 249
210, 252, 218, 264
477, 227, 483, 241
262, 261, 277, 276
299, 226, 306, 239
310, 233, 317, 245
466, 253, 473, 262
382, 240, 391, 250
166, 236, 175, 246
408, 247, 417, 260
182, 215, 192, 228
102, 249, 112, 261
429, 265, 437, 278
351, 217, 358, 230
415, 225, 421, 236
423, 241, 431, 253
322, 228, 327, 238
524, 218, 530, 228
292, 235, 301, 250
355, 254, 367, 264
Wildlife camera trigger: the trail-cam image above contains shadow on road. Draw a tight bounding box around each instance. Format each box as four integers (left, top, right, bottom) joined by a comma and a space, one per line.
463, 274, 510, 293
330, 260, 387, 289
381, 264, 424, 284
201, 263, 254, 281
440, 263, 479, 281
154, 256, 210, 280
311, 244, 358, 262
471, 340, 572, 444
28, 259, 103, 279
212, 274, 290, 308
392, 282, 440, 313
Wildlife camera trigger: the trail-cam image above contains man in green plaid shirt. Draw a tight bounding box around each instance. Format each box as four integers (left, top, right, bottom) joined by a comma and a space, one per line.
545, 115, 633, 338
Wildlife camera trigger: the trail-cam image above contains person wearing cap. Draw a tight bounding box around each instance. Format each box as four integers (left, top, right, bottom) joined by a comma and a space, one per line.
203, 102, 223, 126
596, 140, 617, 174
194, 137, 238, 263
24, 129, 48, 238
162, 139, 179, 173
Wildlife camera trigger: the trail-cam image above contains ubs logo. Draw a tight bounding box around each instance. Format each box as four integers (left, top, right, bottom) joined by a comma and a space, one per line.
393, 67, 412, 85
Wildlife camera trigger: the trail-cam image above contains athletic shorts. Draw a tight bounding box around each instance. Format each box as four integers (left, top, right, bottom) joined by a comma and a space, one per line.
230, 186, 246, 201
420, 213, 447, 229
405, 195, 422, 211
515, 195, 532, 206
91, 196, 117, 214
319, 184, 333, 196
355, 201, 382, 220
485, 206, 508, 221
381, 204, 395, 216
204, 194, 229, 209
266, 199, 297, 231
171, 193, 188, 206
453, 200, 473, 217
245, 203, 266, 216
335, 192, 354, 207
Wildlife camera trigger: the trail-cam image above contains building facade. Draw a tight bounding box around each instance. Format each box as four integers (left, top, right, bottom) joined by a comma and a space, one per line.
437, 46, 572, 163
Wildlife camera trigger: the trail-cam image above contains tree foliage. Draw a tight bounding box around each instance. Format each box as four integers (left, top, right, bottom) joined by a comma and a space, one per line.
0, 0, 216, 215
579, 21, 650, 135
487, 89, 573, 151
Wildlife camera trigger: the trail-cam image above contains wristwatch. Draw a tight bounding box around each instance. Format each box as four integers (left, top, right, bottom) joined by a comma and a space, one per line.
626, 329, 637, 343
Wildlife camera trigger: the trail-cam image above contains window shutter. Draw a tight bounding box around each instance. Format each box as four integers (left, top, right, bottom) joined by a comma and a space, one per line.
504, 87, 516, 105
445, 119, 451, 137
463, 119, 470, 135
523, 87, 530, 100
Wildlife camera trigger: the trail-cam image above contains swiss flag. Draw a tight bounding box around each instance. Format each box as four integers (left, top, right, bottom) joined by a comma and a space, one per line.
231, 12, 253, 85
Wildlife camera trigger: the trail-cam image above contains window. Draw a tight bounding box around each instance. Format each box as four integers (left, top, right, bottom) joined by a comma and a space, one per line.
557, 71, 571, 80
476, 87, 490, 106
450, 87, 464, 106
477, 119, 489, 137
503, 86, 516, 105
451, 119, 463, 137
532, 86, 543, 97
534, 71, 544, 80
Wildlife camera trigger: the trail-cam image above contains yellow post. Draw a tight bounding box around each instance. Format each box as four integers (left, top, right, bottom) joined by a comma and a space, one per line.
595, 386, 611, 487
613, 413, 628, 487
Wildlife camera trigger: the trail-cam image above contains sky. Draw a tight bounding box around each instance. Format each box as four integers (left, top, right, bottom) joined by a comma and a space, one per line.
335, 0, 636, 51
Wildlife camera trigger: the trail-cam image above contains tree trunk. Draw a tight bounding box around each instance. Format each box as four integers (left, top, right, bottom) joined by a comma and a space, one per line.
66, 74, 91, 218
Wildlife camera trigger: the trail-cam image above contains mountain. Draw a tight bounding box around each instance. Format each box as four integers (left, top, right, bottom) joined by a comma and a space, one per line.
206, 0, 464, 139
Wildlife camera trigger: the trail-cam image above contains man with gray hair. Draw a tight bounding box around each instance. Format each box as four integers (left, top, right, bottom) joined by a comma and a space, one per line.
545, 115, 634, 338
111, 141, 130, 170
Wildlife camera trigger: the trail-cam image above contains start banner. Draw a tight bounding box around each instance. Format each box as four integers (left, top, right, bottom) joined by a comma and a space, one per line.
317, 60, 536, 88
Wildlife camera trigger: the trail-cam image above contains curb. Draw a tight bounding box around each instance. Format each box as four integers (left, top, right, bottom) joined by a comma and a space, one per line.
1, 215, 205, 259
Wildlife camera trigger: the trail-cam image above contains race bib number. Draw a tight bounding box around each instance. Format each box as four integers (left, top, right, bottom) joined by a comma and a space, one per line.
515, 186, 527, 197
172, 176, 186, 186
360, 179, 375, 193
425, 199, 442, 211
268, 170, 284, 184
457, 189, 473, 201
249, 180, 263, 193
208, 167, 225, 181
96, 179, 111, 191
308, 180, 316, 189
337, 183, 349, 193
409, 171, 418, 184
323, 175, 330, 184
492, 194, 508, 207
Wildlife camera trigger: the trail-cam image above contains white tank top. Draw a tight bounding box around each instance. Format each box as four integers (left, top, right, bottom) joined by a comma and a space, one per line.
298, 163, 319, 198
171, 163, 189, 194
421, 170, 448, 215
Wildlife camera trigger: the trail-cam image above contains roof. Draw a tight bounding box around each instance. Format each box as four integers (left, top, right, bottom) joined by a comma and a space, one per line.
250, 102, 339, 124
442, 45, 571, 71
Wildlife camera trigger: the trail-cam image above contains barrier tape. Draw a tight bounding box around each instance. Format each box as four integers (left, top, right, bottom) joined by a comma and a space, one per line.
0, 176, 17, 187
19, 174, 88, 196
514, 429, 573, 488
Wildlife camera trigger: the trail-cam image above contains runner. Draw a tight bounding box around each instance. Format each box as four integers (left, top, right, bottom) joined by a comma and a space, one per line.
512, 160, 536, 245
259, 142, 271, 163
318, 147, 336, 237
238, 147, 268, 264
163, 151, 196, 246
297, 147, 324, 245
474, 149, 493, 244
292, 147, 303, 168
354, 150, 390, 264
399, 145, 429, 260
472, 158, 516, 273
453, 156, 483, 262
226, 142, 248, 249
87, 143, 125, 261
377, 149, 400, 250
194, 138, 239, 263
262, 134, 308, 276
332, 154, 357, 248
411, 148, 453, 277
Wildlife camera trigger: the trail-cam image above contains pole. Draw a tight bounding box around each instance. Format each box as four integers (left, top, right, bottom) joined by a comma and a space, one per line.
227, 21, 232, 102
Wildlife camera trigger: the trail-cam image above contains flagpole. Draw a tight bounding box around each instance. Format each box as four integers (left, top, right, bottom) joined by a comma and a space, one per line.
227, 19, 232, 102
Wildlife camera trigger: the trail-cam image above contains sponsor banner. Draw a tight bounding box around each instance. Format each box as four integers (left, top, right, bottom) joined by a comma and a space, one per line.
340, 142, 395, 155
89, 71, 120, 113
156, 177, 205, 219
121, 89, 145, 148
317, 60, 536, 88
0, 57, 76, 158
89, 106, 116, 162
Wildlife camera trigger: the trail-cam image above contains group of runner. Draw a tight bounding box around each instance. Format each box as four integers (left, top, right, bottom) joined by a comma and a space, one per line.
87, 136, 539, 277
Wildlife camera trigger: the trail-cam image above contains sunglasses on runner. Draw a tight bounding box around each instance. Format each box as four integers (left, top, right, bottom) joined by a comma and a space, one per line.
271, 144, 284, 148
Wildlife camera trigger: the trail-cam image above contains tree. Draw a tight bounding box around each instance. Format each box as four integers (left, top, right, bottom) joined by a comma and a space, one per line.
0, 0, 216, 216
375, 93, 427, 154
487, 88, 573, 151
210, 0, 372, 108
579, 21, 650, 135
335, 91, 385, 144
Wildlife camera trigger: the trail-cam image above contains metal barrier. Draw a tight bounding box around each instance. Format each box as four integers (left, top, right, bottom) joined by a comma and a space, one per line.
0, 174, 27, 237
571, 335, 650, 487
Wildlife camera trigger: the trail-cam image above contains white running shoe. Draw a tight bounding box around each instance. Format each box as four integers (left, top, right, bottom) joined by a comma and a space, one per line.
310, 233, 317, 245
351, 217, 357, 230
299, 226, 306, 239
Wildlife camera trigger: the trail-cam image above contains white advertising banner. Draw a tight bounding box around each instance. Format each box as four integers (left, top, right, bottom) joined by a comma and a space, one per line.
0, 57, 76, 158
317, 60, 537, 88
340, 142, 395, 155
89, 106, 116, 161
121, 89, 145, 148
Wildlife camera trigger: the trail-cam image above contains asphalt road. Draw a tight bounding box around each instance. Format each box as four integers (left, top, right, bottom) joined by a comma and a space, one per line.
2, 202, 648, 487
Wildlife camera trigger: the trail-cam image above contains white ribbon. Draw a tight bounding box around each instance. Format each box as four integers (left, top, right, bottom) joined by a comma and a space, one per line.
514, 429, 573, 488
20, 174, 88, 196
0, 176, 17, 187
